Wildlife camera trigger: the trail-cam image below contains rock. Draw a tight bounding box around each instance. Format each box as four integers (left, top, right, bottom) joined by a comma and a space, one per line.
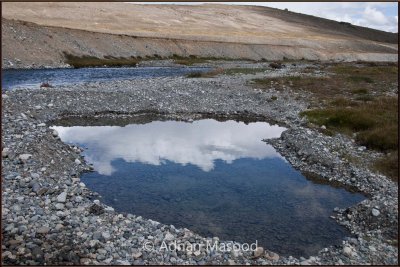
75, 159, 81, 165
193, 250, 201, 257
57, 192, 67, 203
132, 251, 142, 259
254, 246, 264, 258
89, 204, 104, 215
52, 130, 59, 137
38, 123, 46, 127
372, 208, 380, 216
55, 203, 65, 210
31, 183, 40, 193
37, 226, 50, 234
343, 246, 352, 257
80, 258, 91, 265
265, 251, 279, 261
164, 232, 175, 241
19, 154, 32, 162
102, 232, 111, 241
2, 148, 10, 158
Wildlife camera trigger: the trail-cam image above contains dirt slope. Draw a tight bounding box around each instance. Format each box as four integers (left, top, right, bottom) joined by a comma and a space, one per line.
1, 2, 398, 68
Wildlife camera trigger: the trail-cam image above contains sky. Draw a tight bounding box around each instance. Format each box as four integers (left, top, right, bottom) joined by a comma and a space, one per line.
131, 2, 398, 33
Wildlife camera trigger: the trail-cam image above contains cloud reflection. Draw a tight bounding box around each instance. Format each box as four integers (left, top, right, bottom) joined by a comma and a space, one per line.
52, 119, 286, 175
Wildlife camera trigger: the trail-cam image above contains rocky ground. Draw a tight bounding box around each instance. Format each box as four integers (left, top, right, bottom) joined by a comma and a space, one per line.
1, 62, 398, 265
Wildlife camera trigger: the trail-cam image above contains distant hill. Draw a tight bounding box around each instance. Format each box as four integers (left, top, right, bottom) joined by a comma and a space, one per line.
2, 2, 398, 68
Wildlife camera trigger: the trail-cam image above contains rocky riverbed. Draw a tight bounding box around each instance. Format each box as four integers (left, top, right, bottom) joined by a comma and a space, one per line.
1, 63, 398, 265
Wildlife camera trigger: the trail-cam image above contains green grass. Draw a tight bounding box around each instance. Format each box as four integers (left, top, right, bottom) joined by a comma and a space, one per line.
300, 97, 398, 152
347, 76, 374, 83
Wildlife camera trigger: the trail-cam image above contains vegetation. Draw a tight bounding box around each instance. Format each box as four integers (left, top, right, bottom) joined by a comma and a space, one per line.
64, 53, 141, 68
186, 68, 225, 78
252, 62, 398, 181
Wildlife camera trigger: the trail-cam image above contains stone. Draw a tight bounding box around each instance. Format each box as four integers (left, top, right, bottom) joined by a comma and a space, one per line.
57, 192, 67, 203
52, 130, 59, 137
55, 203, 65, 210
193, 250, 201, 257
31, 183, 40, 193
372, 208, 380, 216
132, 251, 142, 259
2, 148, 10, 158
102, 231, 111, 241
343, 246, 352, 257
75, 159, 81, 165
254, 247, 264, 258
89, 204, 104, 215
265, 251, 279, 261
164, 232, 175, 241
37, 226, 50, 234
19, 154, 32, 162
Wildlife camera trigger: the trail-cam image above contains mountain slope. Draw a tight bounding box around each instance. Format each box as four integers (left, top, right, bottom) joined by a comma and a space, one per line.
1, 2, 398, 68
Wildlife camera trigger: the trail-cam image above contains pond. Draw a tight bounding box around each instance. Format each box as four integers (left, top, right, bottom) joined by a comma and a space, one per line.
51, 118, 365, 257
1, 66, 210, 90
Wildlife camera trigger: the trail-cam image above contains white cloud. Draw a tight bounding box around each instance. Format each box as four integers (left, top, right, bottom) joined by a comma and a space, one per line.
53, 120, 285, 175
363, 6, 389, 25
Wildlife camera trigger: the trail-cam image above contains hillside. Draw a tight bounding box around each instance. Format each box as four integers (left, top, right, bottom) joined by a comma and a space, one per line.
2, 2, 398, 68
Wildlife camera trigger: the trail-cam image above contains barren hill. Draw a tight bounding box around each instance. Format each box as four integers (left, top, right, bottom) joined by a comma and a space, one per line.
2, 2, 398, 68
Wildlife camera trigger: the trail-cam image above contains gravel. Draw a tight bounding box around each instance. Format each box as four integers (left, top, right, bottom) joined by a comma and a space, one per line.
2, 62, 397, 265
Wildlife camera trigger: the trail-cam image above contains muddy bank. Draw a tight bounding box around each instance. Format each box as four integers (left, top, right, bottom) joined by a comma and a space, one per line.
2, 63, 397, 265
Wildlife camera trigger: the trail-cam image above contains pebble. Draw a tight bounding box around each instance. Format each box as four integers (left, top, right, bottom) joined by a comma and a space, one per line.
36, 226, 50, 234
56, 191, 67, 203
372, 208, 380, 216
253, 247, 264, 258
2, 148, 10, 158
18, 154, 32, 161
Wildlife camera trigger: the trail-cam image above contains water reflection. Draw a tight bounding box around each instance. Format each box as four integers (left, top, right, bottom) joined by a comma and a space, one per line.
53, 119, 286, 174
52, 119, 365, 257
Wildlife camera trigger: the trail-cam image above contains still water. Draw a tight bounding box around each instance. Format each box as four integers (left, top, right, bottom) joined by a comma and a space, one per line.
2, 66, 210, 90
52, 119, 364, 257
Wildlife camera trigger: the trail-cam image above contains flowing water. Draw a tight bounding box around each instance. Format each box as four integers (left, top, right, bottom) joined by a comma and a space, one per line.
52, 119, 365, 257
2, 66, 210, 90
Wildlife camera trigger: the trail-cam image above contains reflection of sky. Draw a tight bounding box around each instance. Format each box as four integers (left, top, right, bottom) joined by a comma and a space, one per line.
52, 119, 286, 175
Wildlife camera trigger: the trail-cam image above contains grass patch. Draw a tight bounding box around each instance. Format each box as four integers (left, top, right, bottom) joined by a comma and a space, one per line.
300, 97, 398, 152
347, 76, 374, 83
301, 96, 398, 181
252, 63, 398, 181
64, 53, 140, 68
186, 68, 225, 78
351, 88, 369, 95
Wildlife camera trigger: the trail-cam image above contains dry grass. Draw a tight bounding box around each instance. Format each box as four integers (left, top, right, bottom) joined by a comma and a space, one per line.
252, 63, 398, 181
186, 68, 225, 78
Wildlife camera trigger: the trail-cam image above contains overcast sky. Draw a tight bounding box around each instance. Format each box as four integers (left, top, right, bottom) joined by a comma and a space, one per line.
131, 2, 398, 33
